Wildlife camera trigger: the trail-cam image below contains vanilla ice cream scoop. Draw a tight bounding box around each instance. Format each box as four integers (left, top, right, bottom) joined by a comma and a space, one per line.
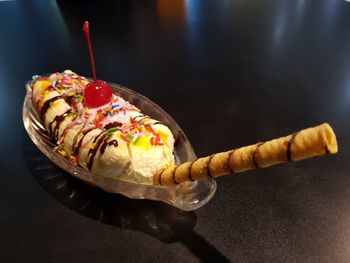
30, 70, 175, 184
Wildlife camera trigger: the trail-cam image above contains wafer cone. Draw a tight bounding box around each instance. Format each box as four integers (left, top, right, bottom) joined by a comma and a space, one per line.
153, 123, 338, 186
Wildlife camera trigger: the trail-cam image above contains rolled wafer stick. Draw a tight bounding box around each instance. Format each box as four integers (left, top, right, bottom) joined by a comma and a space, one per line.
153, 123, 338, 186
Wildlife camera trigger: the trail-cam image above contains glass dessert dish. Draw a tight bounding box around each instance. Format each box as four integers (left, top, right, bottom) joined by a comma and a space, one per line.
23, 78, 217, 211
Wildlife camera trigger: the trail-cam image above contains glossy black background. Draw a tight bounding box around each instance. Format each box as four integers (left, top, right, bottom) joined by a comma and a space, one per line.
1, 0, 350, 262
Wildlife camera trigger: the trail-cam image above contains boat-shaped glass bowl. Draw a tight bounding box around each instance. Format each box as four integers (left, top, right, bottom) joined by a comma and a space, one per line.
23, 78, 217, 211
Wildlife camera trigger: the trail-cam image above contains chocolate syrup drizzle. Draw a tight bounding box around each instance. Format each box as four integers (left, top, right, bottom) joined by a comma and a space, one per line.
71, 125, 85, 152
252, 142, 264, 169
39, 91, 81, 124
206, 155, 215, 178
286, 132, 298, 161
35, 85, 53, 110
65, 93, 83, 106
151, 121, 164, 126
172, 165, 180, 184
188, 161, 196, 181
48, 109, 76, 141
104, 122, 122, 130
73, 128, 95, 156
158, 169, 165, 185
87, 132, 109, 171
227, 149, 236, 174
133, 115, 163, 126
100, 139, 118, 155
40, 96, 63, 120
133, 115, 147, 121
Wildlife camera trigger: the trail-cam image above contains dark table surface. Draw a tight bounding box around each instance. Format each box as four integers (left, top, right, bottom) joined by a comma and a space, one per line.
1, 0, 350, 262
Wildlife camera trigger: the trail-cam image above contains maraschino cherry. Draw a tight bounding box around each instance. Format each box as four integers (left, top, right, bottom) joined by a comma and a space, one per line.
83, 21, 112, 108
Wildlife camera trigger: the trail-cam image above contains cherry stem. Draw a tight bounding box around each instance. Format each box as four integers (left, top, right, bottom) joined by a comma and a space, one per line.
83, 21, 97, 82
